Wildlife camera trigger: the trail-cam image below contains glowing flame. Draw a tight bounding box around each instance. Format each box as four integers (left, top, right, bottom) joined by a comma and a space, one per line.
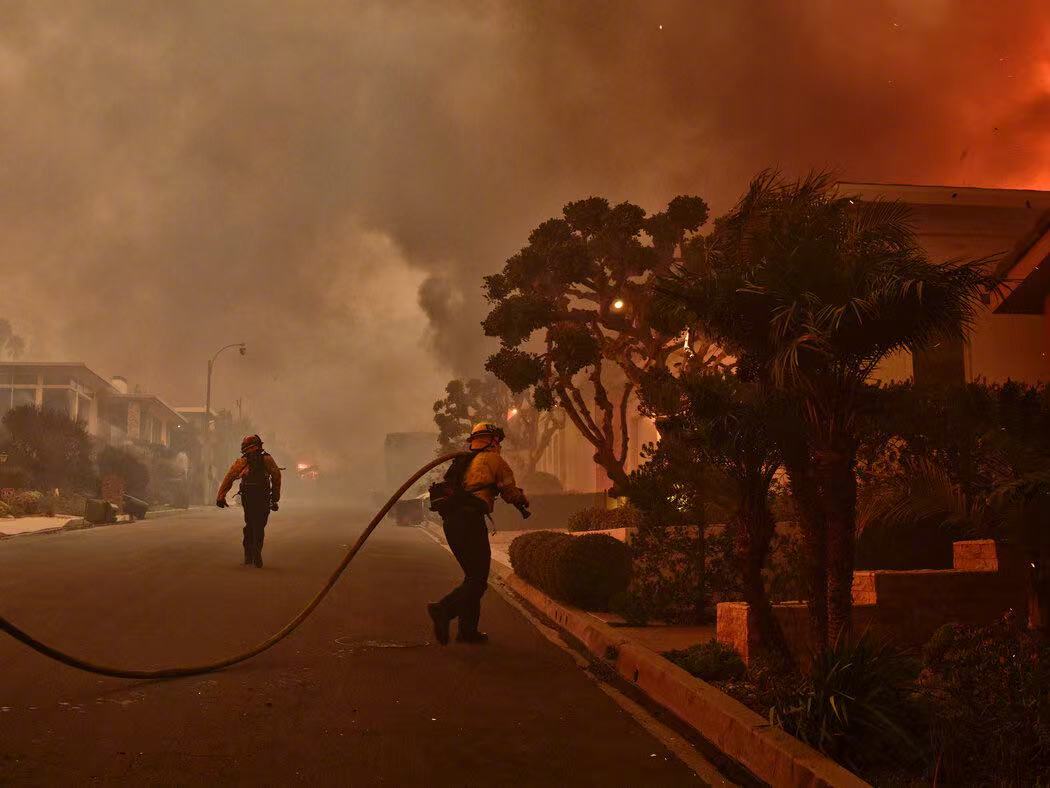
612, 299, 625, 311
296, 462, 310, 471
507, 407, 519, 419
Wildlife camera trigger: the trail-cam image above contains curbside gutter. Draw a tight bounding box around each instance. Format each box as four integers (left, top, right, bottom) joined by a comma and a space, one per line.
494, 564, 868, 788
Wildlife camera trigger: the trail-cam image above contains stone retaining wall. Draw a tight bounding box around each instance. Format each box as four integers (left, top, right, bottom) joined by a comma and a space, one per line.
719, 540, 1027, 666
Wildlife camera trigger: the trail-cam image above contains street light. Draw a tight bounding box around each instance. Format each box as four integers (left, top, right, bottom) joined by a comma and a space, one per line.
203, 342, 246, 499
612, 298, 625, 311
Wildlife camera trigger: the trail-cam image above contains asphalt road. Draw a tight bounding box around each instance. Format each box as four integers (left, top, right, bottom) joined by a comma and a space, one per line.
0, 506, 705, 786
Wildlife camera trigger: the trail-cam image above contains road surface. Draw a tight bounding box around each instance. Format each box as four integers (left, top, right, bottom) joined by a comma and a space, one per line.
0, 506, 711, 786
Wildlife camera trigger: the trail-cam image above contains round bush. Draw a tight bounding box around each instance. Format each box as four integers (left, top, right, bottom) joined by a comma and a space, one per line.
509, 530, 630, 610
11, 490, 43, 514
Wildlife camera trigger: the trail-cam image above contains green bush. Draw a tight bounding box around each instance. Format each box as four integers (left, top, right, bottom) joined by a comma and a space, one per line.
664, 640, 745, 681
0, 500, 12, 518
9, 490, 44, 515
509, 530, 631, 610
772, 635, 924, 775
918, 613, 1050, 785
38, 492, 86, 517
567, 504, 644, 532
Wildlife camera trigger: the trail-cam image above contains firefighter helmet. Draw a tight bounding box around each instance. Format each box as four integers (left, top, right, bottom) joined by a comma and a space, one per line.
469, 422, 505, 443
241, 434, 263, 453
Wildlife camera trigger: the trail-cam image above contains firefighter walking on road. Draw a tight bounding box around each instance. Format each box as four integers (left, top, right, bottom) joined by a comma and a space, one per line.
216, 434, 282, 568
427, 422, 529, 645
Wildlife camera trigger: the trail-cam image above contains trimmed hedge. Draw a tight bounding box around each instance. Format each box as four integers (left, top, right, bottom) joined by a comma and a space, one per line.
567, 504, 644, 532
509, 530, 630, 610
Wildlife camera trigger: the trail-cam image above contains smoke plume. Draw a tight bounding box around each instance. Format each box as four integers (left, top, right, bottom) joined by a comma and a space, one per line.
1, 1, 1046, 481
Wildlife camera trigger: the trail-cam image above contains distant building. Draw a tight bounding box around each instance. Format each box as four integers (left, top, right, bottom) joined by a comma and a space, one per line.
0, 361, 186, 448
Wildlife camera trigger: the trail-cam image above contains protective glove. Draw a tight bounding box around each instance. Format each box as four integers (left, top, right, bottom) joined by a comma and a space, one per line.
216, 498, 228, 509
270, 500, 279, 512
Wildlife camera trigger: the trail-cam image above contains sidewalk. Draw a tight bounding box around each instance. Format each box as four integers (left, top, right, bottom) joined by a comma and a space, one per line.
0, 506, 207, 538
0, 515, 82, 537
423, 520, 866, 788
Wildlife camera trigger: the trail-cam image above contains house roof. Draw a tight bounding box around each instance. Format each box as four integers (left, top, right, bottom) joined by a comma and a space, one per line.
0, 361, 118, 394
837, 182, 1050, 315
992, 213, 1050, 314
112, 393, 187, 424
837, 182, 1050, 211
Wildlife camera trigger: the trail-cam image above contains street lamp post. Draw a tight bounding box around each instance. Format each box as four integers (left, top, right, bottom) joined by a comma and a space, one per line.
203, 342, 246, 501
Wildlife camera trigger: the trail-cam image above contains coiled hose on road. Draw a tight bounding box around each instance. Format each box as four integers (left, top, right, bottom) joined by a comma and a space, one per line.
0, 451, 469, 680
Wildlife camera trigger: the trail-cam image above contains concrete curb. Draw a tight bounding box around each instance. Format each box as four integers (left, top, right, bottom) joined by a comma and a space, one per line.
492, 564, 868, 788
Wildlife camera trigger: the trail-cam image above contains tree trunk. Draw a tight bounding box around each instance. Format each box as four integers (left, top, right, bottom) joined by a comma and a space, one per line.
596, 449, 631, 496
735, 497, 793, 666
787, 460, 829, 650
815, 447, 858, 647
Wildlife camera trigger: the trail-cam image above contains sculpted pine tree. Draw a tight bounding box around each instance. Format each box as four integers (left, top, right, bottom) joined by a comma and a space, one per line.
482, 195, 710, 491
433, 374, 563, 478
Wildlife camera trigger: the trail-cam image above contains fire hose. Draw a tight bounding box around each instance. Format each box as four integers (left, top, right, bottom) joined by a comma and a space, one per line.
0, 451, 470, 680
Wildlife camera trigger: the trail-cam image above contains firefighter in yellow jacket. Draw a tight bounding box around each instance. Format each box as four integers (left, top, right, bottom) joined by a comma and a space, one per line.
427, 422, 528, 645
216, 434, 282, 568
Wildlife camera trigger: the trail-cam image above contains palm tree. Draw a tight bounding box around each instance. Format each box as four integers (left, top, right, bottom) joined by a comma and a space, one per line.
661, 171, 995, 647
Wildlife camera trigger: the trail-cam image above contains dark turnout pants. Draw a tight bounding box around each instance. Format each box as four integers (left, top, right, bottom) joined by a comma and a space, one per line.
437, 505, 491, 636
242, 494, 271, 557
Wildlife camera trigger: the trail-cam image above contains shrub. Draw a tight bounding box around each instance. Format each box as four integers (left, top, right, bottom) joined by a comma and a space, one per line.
38, 492, 87, 517
664, 640, 745, 681
509, 530, 631, 610
628, 523, 709, 624
567, 506, 606, 532
567, 504, 644, 532
771, 635, 924, 776
97, 446, 150, 498
0, 500, 12, 518
9, 490, 44, 515
918, 612, 1050, 785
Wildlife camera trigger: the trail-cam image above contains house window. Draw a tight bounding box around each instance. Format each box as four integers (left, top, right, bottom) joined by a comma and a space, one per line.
12, 388, 36, 409
42, 388, 73, 416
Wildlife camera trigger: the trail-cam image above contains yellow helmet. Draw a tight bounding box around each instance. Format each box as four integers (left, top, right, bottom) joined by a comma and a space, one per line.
469, 422, 505, 442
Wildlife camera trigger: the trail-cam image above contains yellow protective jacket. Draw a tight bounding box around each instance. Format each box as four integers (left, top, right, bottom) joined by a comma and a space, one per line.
463, 446, 527, 513
216, 452, 282, 502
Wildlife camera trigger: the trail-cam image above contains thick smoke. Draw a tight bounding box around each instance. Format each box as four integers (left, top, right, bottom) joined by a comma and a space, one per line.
0, 1, 1046, 481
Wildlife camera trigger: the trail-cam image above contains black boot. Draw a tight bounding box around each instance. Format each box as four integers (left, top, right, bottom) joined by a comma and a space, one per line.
427, 603, 450, 646
253, 547, 263, 568
456, 630, 489, 644
244, 545, 252, 565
